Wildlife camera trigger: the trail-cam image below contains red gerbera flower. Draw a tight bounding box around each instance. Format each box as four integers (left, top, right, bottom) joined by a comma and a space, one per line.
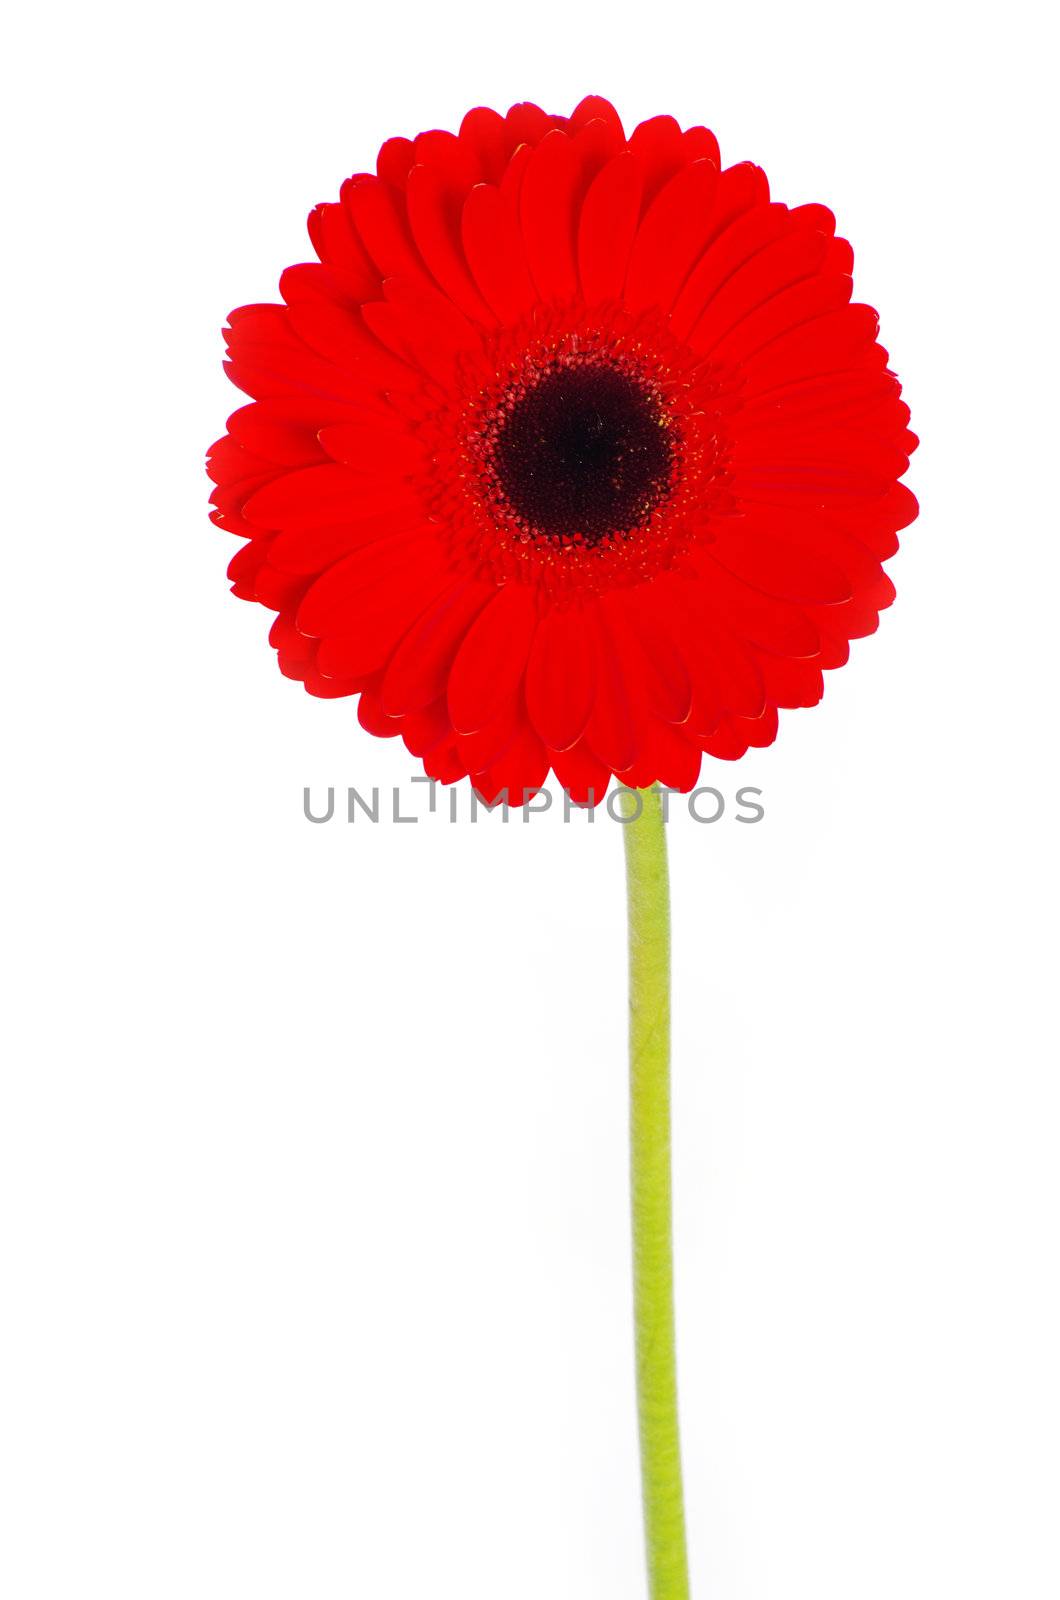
208, 95, 917, 802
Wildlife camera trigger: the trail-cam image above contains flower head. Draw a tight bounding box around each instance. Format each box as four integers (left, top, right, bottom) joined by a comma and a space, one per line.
208, 96, 917, 801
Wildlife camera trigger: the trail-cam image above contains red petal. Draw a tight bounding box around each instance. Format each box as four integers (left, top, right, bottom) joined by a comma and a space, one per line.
318, 421, 424, 474
624, 159, 720, 316
701, 705, 779, 759
756, 653, 824, 708
461, 184, 537, 325
628, 114, 686, 208
457, 698, 521, 775
745, 507, 892, 598
304, 666, 365, 699
342, 176, 427, 285
570, 115, 625, 189
584, 608, 639, 772
626, 721, 702, 792
243, 463, 417, 531
358, 687, 402, 737
712, 162, 771, 226
306, 203, 380, 300
610, 586, 692, 724
840, 482, 918, 558
578, 152, 642, 305
669, 201, 790, 341
224, 305, 372, 403
520, 130, 579, 303
376, 137, 415, 189
406, 163, 497, 327
481, 718, 548, 806
424, 742, 469, 784
207, 434, 274, 488
693, 558, 821, 658
569, 96, 625, 141
688, 223, 832, 355
401, 698, 452, 757
683, 126, 721, 165
280, 262, 359, 311
286, 300, 415, 389
739, 304, 881, 396
738, 369, 898, 435
313, 573, 447, 681
551, 742, 611, 806
227, 401, 330, 467
227, 537, 271, 599
253, 563, 308, 612
297, 526, 447, 637
380, 580, 495, 714
675, 583, 767, 724
447, 583, 539, 734
710, 520, 853, 605
415, 128, 481, 188
498, 140, 532, 218
459, 106, 512, 184
505, 102, 557, 147
525, 603, 598, 750
268, 508, 418, 577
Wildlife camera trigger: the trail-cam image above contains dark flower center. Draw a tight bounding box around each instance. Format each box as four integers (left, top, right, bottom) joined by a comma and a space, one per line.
491, 360, 675, 546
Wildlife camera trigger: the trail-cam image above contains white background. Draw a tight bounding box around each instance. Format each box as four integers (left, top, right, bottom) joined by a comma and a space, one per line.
3, 2, 1057, 1596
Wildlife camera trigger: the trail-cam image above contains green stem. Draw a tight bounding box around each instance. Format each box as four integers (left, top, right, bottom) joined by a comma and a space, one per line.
619, 783, 689, 1600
